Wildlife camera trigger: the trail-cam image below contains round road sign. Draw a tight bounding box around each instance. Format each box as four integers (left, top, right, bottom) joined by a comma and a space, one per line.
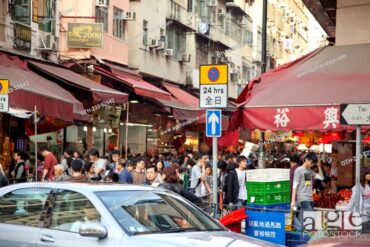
208, 67, 220, 82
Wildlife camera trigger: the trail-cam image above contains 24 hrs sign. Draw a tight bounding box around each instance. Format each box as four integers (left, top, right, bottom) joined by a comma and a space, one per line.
199, 64, 228, 108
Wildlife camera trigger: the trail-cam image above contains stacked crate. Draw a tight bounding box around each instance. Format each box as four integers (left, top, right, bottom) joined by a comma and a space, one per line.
246, 169, 291, 229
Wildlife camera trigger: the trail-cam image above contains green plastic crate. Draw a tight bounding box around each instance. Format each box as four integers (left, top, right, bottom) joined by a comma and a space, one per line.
248, 191, 290, 204
247, 180, 290, 194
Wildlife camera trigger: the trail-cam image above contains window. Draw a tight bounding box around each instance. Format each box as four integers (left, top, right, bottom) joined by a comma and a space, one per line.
48, 190, 101, 233
143, 20, 148, 46
38, 0, 51, 32
167, 25, 186, 60
96, 190, 224, 235
0, 188, 51, 227
113, 7, 125, 40
187, 0, 193, 12
96, 5, 109, 33
257, 30, 262, 52
13, 0, 31, 25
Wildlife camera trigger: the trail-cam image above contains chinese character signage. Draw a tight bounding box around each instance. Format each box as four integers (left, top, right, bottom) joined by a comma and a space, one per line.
13, 22, 32, 51
246, 211, 285, 245
67, 23, 103, 48
199, 64, 228, 108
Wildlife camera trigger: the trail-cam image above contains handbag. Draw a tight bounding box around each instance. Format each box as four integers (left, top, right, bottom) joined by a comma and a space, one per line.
188, 178, 202, 194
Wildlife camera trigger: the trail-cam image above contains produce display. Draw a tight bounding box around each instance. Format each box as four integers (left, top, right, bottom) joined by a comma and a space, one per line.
314, 193, 343, 209
337, 189, 352, 201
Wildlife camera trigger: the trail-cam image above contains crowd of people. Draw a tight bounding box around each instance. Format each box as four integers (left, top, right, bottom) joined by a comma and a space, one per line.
0, 146, 369, 231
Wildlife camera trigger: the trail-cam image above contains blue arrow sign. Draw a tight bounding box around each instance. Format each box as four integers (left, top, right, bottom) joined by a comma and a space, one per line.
206, 109, 221, 137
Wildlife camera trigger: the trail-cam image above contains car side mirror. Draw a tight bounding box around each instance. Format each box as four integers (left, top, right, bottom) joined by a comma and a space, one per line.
79, 222, 107, 239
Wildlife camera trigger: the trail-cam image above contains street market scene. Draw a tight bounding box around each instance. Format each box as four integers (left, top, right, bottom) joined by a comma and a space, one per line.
0, 0, 370, 246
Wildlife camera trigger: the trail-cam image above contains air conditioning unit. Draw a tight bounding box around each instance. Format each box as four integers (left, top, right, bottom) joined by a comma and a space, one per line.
96, 0, 108, 7
230, 67, 238, 74
37, 34, 52, 50
156, 41, 166, 50
149, 39, 159, 48
208, 0, 217, 7
124, 11, 136, 21
181, 53, 191, 62
164, 49, 173, 56
218, 9, 225, 16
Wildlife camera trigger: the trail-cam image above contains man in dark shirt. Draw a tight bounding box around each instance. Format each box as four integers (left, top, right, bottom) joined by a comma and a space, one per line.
11, 150, 28, 183
65, 159, 89, 182
116, 162, 133, 184
289, 154, 301, 198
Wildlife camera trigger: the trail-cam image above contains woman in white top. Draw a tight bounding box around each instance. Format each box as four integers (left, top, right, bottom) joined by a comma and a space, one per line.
346, 171, 370, 231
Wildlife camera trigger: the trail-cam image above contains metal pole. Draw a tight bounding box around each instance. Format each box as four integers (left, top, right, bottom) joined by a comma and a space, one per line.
125, 102, 129, 160
258, 131, 265, 168
261, 0, 268, 73
212, 137, 218, 219
34, 106, 38, 181
355, 126, 361, 213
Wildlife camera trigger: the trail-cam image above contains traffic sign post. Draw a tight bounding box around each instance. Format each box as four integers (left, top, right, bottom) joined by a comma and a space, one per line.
340, 103, 370, 213
199, 64, 228, 108
200, 65, 228, 219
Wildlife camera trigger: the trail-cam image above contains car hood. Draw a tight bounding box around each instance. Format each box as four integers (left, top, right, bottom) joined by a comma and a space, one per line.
123, 231, 281, 247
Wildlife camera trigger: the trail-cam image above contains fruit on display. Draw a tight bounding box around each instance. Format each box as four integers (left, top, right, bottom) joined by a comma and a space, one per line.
313, 193, 321, 202
338, 189, 352, 201
314, 193, 343, 209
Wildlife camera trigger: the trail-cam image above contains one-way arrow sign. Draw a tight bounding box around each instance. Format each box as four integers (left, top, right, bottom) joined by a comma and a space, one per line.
206, 109, 221, 137
340, 104, 370, 125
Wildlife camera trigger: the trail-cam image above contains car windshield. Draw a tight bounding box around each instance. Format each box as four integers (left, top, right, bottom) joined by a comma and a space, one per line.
95, 190, 225, 235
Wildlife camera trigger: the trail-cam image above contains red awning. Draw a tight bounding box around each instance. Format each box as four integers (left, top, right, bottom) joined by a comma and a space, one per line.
29, 61, 128, 103
163, 83, 200, 109
94, 64, 171, 100
0, 53, 88, 122
230, 44, 370, 131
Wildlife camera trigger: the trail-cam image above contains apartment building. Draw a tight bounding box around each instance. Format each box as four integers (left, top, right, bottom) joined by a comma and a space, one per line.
127, 0, 254, 99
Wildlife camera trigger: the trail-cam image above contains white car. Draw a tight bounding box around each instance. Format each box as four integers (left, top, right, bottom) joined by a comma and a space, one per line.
0, 182, 278, 247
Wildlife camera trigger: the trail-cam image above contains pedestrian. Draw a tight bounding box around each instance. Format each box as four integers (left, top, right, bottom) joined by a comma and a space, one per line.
291, 152, 323, 231
84, 162, 100, 181
131, 157, 146, 185
0, 163, 9, 187
346, 170, 370, 232
156, 161, 164, 174
159, 167, 201, 204
65, 159, 89, 182
189, 153, 209, 197
227, 155, 248, 209
110, 150, 121, 174
89, 148, 107, 179
116, 162, 133, 184
54, 165, 69, 181
11, 150, 28, 183
145, 164, 162, 186
289, 154, 301, 198
61, 147, 73, 172
223, 162, 236, 205
73, 150, 83, 160
40, 146, 57, 182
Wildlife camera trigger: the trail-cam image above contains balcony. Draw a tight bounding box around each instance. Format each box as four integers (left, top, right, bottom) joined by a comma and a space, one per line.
167, 0, 196, 31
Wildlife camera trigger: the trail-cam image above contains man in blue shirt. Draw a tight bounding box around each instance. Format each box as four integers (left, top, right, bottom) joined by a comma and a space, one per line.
116, 162, 133, 184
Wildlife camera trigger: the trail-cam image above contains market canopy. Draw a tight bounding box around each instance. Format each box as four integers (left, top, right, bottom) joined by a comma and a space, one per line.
94, 63, 171, 100
29, 61, 128, 103
229, 43, 370, 131
0, 52, 89, 122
